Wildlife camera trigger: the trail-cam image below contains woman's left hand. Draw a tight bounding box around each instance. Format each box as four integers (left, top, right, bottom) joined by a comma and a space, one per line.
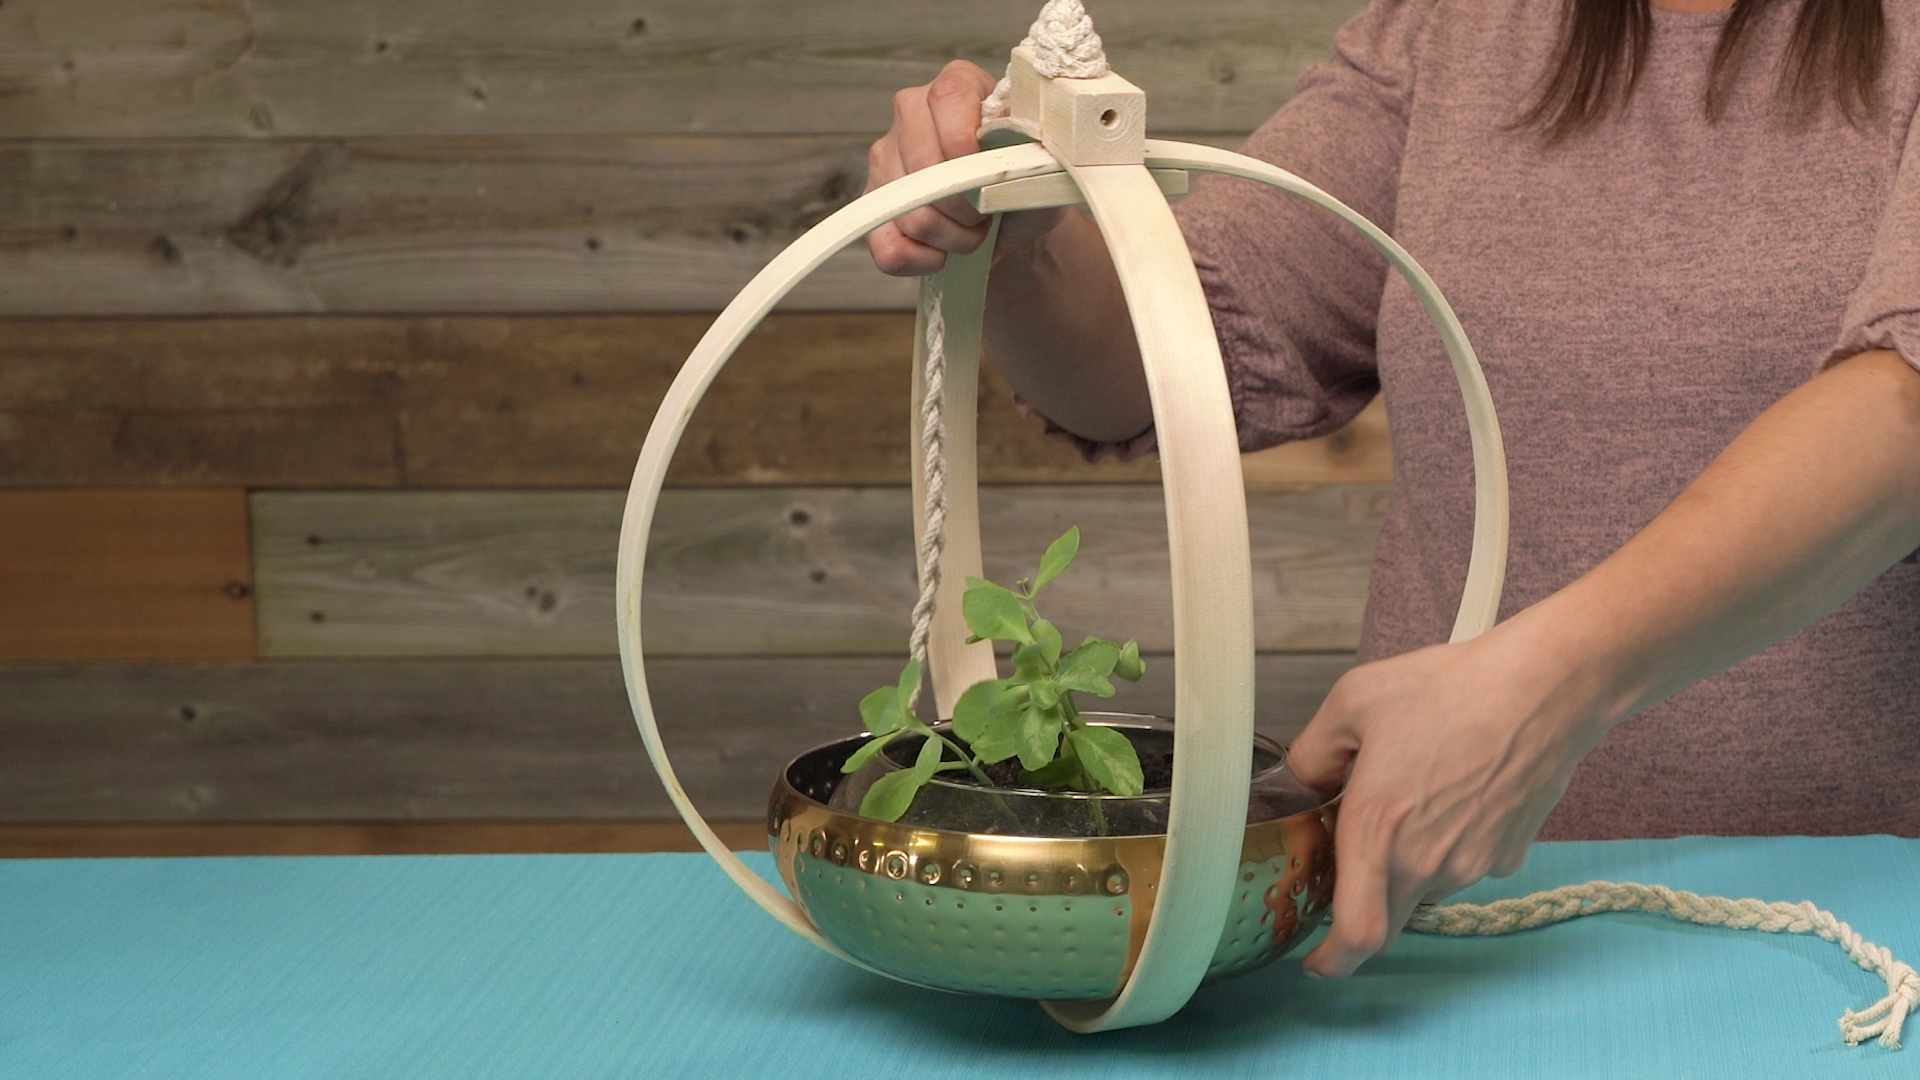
1284, 615, 1616, 977
1287, 349, 1920, 977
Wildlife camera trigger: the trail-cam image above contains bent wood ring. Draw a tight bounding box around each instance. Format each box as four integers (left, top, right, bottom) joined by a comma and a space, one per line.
616, 136, 1508, 1032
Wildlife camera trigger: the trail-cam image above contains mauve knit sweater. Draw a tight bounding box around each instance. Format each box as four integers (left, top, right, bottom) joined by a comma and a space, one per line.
1165, 0, 1920, 838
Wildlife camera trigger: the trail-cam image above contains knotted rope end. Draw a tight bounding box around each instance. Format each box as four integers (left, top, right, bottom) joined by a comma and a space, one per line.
1839, 962, 1918, 1050
979, 0, 1111, 128
1416, 881, 1915, 1053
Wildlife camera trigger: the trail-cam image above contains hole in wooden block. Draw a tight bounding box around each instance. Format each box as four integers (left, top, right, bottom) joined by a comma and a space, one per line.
1099, 109, 1119, 129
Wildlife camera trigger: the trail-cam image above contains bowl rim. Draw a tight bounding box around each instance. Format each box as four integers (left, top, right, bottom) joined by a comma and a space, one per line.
868, 711, 1296, 802
778, 710, 1342, 838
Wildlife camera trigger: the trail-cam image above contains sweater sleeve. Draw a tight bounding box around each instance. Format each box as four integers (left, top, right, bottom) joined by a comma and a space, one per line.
1824, 93, 1920, 373
1173, 0, 1430, 452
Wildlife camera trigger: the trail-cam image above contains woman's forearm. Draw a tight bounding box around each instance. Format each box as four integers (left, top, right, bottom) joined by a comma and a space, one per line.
1521, 348, 1920, 729
981, 210, 1155, 443
1290, 347, 1920, 978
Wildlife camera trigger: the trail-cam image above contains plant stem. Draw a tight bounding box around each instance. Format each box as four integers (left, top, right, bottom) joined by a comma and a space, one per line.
1057, 697, 1113, 835
926, 726, 1022, 830
933, 730, 997, 788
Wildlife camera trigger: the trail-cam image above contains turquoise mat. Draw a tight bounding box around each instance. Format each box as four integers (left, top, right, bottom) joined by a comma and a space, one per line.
3, 837, 1917, 1078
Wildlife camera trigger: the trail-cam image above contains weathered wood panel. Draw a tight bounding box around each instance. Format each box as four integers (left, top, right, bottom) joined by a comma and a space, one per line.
0, 820, 771, 857
0, 137, 911, 315
253, 485, 1387, 658
0, 314, 1391, 487
0, 134, 1280, 317
0, 0, 1362, 138
0, 490, 255, 661
0, 654, 1352, 821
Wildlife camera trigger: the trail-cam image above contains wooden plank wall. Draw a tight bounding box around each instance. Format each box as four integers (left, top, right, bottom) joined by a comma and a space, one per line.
0, 0, 1379, 854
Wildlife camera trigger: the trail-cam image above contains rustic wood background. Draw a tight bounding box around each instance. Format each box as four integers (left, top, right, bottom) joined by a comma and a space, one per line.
0, 0, 1380, 854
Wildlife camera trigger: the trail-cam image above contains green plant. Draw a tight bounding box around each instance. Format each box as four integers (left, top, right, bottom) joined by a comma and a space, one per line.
843, 526, 1147, 823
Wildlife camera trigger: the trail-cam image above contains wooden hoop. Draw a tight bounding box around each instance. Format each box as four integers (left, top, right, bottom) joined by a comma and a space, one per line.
617, 138, 1508, 1027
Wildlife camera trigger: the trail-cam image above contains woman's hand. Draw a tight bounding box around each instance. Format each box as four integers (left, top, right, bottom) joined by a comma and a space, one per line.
1285, 613, 1618, 978
1285, 350, 1920, 978
864, 60, 1065, 276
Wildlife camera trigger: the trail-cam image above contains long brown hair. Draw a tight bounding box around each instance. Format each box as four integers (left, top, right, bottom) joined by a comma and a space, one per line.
1519, 0, 1886, 142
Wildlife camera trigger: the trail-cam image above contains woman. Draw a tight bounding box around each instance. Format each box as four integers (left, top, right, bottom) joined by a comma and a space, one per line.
865, 0, 1920, 979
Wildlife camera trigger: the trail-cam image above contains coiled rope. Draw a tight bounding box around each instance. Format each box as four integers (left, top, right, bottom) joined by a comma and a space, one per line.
980, 0, 1109, 122
905, 0, 1914, 1051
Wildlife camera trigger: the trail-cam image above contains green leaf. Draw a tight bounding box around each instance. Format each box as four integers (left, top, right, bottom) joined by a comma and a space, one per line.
1030, 619, 1063, 667
858, 685, 908, 735
1033, 526, 1080, 593
1056, 639, 1121, 697
1011, 640, 1052, 683
839, 731, 899, 774
859, 768, 928, 822
1029, 679, 1062, 711
1020, 753, 1082, 790
962, 578, 1034, 645
1017, 704, 1065, 771
895, 658, 924, 705
1070, 726, 1145, 796
913, 731, 946, 779
951, 678, 1022, 743
1114, 639, 1146, 682
966, 718, 1026, 765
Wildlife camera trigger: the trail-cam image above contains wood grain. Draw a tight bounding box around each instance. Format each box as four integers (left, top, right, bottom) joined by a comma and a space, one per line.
0, 0, 1361, 138
0, 654, 1351, 822
0, 490, 256, 661
0, 314, 1390, 488
252, 485, 1388, 658
0, 137, 911, 315
0, 820, 770, 858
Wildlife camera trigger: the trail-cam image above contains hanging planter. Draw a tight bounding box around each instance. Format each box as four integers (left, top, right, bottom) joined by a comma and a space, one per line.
616, 2, 1507, 1032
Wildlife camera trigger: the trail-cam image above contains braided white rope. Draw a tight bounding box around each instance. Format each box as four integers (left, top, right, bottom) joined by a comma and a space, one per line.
980, 0, 1110, 122
907, 4, 1111, 709
1412, 881, 1919, 1050
906, 276, 948, 712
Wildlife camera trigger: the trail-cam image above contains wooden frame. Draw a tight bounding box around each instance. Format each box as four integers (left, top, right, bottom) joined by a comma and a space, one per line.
616, 57, 1507, 1032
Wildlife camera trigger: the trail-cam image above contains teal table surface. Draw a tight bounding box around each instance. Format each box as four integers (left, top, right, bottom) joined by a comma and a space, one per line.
4, 836, 1918, 1078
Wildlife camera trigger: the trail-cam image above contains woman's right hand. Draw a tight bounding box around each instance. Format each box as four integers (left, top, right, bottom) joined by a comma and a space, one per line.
865, 60, 1065, 276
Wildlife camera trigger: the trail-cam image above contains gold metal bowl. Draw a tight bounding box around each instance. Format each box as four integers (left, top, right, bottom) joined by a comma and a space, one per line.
767, 716, 1337, 1000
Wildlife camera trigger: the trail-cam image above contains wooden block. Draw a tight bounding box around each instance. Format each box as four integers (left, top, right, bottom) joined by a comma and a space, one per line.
0, 490, 255, 661
250, 485, 1386, 658
0, 654, 1351, 822
0, 314, 1389, 488
970, 168, 1188, 214
0, 0, 1362, 139
1007, 45, 1147, 166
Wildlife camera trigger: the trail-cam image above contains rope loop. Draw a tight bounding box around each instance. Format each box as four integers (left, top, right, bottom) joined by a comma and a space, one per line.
917, 0, 1112, 707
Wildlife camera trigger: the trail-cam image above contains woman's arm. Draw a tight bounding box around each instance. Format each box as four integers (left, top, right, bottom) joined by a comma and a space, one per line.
1289, 347, 1920, 978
